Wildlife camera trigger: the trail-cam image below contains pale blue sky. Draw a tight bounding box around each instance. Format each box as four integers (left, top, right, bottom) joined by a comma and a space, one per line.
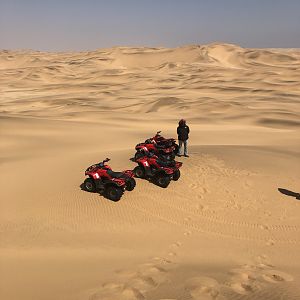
0, 0, 299, 51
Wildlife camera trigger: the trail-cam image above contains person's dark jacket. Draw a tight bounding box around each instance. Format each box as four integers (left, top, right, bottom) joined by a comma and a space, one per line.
177, 125, 190, 141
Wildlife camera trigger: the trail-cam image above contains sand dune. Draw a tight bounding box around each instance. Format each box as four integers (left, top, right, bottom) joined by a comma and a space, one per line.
0, 44, 300, 300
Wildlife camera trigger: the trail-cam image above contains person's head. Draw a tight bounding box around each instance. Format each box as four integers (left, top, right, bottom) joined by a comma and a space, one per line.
179, 119, 186, 126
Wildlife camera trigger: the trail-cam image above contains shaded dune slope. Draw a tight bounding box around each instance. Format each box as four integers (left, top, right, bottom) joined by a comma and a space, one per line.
1, 44, 300, 300
1, 43, 300, 128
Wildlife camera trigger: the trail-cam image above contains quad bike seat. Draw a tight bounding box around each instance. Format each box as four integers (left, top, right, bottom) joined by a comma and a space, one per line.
107, 169, 125, 178
156, 144, 169, 149
156, 158, 175, 167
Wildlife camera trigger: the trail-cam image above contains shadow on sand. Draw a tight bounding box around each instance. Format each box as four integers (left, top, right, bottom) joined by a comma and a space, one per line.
79, 183, 119, 202
278, 188, 300, 200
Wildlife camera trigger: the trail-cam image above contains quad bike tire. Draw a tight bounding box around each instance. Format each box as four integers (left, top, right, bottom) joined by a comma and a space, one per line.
126, 177, 136, 191
106, 185, 124, 201
173, 169, 181, 181
155, 175, 171, 188
83, 178, 96, 192
174, 144, 179, 155
134, 166, 145, 179
162, 153, 175, 161
168, 153, 176, 160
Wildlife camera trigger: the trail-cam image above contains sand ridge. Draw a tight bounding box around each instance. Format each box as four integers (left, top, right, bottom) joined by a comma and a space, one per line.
1, 43, 300, 128
0, 43, 300, 300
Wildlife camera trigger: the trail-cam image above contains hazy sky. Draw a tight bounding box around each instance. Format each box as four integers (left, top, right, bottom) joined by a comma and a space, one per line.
0, 0, 299, 51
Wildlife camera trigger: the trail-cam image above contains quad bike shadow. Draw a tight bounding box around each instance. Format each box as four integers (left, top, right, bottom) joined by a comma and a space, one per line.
80, 183, 121, 202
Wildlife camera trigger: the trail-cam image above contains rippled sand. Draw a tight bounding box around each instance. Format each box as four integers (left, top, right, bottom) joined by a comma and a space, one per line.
1, 44, 300, 300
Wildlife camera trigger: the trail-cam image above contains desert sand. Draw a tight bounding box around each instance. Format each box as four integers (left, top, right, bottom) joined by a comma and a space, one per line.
0, 43, 300, 300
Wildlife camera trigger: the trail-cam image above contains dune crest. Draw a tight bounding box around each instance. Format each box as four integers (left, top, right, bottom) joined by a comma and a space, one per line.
1, 43, 299, 128
0, 43, 300, 300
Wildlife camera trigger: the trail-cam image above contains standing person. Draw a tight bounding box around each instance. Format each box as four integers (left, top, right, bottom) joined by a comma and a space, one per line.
177, 119, 190, 157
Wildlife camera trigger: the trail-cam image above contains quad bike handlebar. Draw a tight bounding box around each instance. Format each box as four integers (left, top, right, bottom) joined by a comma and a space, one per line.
98, 158, 110, 166
85, 158, 111, 172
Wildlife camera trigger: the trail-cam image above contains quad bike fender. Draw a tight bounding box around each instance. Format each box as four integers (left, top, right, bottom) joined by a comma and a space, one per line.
105, 179, 125, 188
85, 164, 98, 173
135, 145, 148, 152
154, 168, 171, 177
154, 169, 173, 182
161, 147, 172, 153
112, 178, 125, 186
175, 162, 182, 168
138, 162, 152, 176
94, 178, 104, 189
124, 170, 134, 177
162, 167, 174, 175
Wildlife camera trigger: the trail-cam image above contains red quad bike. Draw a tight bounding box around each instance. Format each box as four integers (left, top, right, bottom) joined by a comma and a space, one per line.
83, 158, 136, 201
152, 131, 179, 153
135, 142, 175, 161
134, 152, 182, 188
135, 132, 178, 161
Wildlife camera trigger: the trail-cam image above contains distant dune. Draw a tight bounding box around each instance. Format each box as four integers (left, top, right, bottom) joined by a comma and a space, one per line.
0, 44, 300, 300
1, 43, 299, 128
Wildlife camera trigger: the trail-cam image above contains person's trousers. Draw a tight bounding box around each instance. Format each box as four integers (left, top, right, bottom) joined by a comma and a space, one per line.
178, 140, 188, 156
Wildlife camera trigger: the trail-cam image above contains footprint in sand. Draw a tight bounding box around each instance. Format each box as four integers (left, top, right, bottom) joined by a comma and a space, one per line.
230, 282, 257, 295
266, 239, 275, 246
90, 282, 144, 300
170, 241, 182, 249
227, 259, 293, 297
228, 268, 257, 281
255, 254, 275, 269
121, 287, 145, 300
184, 230, 192, 236
136, 263, 169, 285
201, 187, 209, 194
189, 183, 198, 189
193, 186, 209, 194
197, 203, 209, 211
228, 269, 260, 295
185, 276, 226, 300
197, 194, 204, 200
259, 224, 269, 230
261, 269, 294, 283
244, 180, 253, 188
194, 203, 203, 210
128, 275, 157, 294
167, 251, 177, 257
91, 259, 174, 300
152, 256, 174, 265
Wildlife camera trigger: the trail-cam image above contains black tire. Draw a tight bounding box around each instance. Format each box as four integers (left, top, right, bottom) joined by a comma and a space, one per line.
83, 178, 96, 192
156, 175, 171, 188
168, 153, 176, 160
134, 151, 144, 161
126, 178, 136, 191
173, 169, 181, 181
134, 166, 145, 178
174, 144, 179, 155
106, 185, 124, 201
